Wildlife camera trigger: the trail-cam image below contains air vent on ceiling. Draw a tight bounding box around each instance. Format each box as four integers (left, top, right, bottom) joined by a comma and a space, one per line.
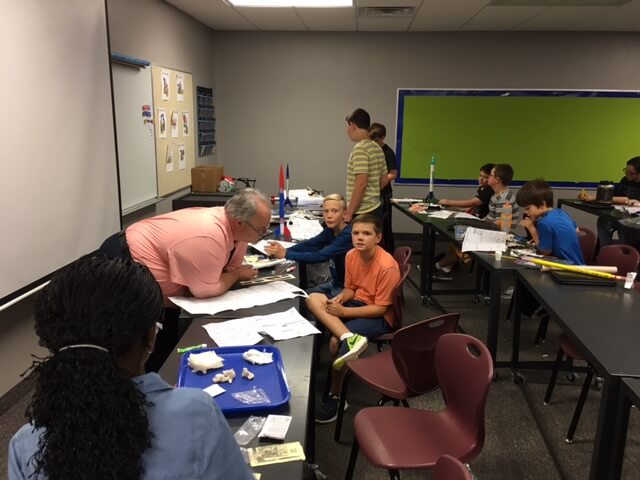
358, 6, 416, 17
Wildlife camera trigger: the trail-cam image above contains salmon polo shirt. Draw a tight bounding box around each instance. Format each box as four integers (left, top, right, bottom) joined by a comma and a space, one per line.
125, 207, 247, 304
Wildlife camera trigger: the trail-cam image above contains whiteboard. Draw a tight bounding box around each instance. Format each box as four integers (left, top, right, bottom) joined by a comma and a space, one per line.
0, 0, 120, 303
112, 63, 158, 212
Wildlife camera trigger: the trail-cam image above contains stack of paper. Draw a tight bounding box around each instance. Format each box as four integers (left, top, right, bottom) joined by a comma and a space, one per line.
169, 281, 308, 315
461, 227, 507, 253
288, 188, 323, 208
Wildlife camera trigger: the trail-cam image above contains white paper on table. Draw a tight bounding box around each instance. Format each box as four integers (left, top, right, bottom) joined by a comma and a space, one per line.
288, 188, 324, 207
202, 318, 264, 347
203, 384, 226, 397
453, 212, 481, 220
249, 239, 297, 255
461, 227, 507, 253
392, 198, 424, 203
169, 281, 308, 315
288, 216, 323, 241
243, 256, 287, 270
425, 210, 453, 219
254, 307, 320, 341
202, 307, 320, 346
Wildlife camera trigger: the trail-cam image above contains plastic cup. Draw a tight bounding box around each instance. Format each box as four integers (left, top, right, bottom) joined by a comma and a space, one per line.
454, 224, 467, 242
494, 250, 503, 261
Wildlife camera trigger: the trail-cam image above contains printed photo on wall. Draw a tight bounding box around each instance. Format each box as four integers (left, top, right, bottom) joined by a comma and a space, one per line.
166, 144, 174, 173
170, 111, 179, 138
178, 144, 186, 170
157, 108, 167, 138
182, 112, 190, 136
161, 69, 171, 100
176, 73, 185, 101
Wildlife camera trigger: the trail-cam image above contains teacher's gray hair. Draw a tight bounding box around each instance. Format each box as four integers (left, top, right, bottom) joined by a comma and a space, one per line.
225, 188, 271, 222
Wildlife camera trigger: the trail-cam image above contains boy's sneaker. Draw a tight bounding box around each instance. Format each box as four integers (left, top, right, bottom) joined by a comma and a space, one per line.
333, 334, 368, 371
315, 395, 348, 424
433, 270, 453, 281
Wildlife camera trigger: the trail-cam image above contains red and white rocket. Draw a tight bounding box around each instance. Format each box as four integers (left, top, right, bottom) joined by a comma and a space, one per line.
276, 164, 291, 239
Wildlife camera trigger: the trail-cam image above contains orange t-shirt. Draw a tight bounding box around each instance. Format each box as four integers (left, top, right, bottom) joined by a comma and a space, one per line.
344, 246, 400, 326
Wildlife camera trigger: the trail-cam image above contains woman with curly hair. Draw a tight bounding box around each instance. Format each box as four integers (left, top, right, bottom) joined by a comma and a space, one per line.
8, 256, 252, 480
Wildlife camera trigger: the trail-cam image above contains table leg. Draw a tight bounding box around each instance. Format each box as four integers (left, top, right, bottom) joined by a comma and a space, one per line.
590, 376, 624, 480
486, 269, 502, 363
511, 277, 524, 366
419, 224, 429, 297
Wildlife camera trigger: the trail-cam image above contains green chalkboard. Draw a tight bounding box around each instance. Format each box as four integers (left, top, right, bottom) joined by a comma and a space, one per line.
395, 90, 640, 187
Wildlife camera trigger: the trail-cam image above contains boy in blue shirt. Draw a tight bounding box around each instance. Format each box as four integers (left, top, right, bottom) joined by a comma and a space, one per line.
516, 178, 584, 265
265, 193, 352, 296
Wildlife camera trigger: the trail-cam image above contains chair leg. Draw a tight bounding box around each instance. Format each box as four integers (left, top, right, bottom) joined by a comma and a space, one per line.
566, 367, 594, 443
389, 469, 400, 480
377, 395, 392, 406
534, 314, 550, 345
334, 371, 352, 443
345, 438, 359, 480
401, 399, 410, 407
544, 348, 565, 405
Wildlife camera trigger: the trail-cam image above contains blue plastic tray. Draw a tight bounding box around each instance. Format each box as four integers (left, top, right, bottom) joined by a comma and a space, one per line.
176, 345, 290, 414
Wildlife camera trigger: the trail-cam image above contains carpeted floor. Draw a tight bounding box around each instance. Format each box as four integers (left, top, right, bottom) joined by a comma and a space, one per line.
1, 248, 638, 479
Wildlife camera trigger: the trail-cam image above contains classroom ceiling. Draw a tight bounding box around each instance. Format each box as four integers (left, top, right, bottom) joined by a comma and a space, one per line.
165, 0, 640, 31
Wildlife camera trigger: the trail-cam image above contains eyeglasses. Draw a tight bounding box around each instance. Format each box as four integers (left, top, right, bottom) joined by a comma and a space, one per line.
623, 168, 639, 176
244, 220, 269, 236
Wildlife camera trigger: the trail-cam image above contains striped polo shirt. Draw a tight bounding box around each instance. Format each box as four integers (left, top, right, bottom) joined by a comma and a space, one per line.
346, 139, 386, 214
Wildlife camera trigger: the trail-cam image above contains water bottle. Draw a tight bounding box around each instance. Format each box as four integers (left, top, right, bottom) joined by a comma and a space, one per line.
500, 202, 513, 233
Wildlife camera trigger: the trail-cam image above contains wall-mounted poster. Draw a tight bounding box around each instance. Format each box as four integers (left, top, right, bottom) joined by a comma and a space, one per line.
157, 108, 167, 138
178, 144, 186, 170
182, 111, 190, 136
166, 144, 174, 173
161, 69, 171, 100
170, 111, 179, 138
176, 73, 185, 102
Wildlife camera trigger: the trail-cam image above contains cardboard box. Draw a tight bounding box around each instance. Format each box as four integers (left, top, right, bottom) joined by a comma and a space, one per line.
191, 165, 223, 193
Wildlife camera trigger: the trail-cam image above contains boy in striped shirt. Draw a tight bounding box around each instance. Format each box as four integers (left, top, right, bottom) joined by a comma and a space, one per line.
344, 108, 386, 223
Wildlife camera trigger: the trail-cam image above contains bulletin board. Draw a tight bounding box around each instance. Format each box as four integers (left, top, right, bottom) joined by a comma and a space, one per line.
395, 89, 640, 187
152, 65, 196, 196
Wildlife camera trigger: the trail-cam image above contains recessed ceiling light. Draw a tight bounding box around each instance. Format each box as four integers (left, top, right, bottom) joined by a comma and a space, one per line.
228, 0, 352, 7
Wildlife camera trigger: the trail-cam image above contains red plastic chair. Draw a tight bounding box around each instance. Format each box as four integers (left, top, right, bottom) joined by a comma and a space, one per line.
344, 334, 493, 479
433, 455, 473, 480
334, 313, 460, 442
393, 246, 412, 266
577, 227, 597, 264
597, 244, 640, 276
371, 263, 411, 350
544, 243, 640, 442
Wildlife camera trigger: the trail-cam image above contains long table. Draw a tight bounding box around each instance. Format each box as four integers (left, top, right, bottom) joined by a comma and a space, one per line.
511, 269, 640, 480
159, 298, 316, 479
392, 202, 525, 364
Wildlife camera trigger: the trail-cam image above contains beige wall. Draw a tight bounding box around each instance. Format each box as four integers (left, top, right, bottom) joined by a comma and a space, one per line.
0, 0, 216, 397
211, 31, 640, 232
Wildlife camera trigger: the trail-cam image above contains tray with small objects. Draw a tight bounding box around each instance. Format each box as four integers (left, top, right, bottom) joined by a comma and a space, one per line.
177, 345, 290, 414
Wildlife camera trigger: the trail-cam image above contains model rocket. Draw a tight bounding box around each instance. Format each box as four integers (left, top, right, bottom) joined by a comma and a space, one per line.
275, 164, 291, 239
424, 154, 438, 203
284, 163, 293, 207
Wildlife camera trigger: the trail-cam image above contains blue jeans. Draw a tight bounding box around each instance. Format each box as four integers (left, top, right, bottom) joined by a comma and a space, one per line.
342, 300, 391, 338
307, 280, 343, 298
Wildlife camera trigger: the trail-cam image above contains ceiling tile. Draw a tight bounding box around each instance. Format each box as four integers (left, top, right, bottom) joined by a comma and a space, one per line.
461, 6, 547, 30
410, 0, 488, 31
166, 0, 257, 30
517, 4, 640, 30
296, 7, 357, 30
238, 7, 308, 30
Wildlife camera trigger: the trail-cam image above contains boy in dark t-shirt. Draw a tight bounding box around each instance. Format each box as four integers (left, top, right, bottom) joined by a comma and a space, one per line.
437, 163, 494, 217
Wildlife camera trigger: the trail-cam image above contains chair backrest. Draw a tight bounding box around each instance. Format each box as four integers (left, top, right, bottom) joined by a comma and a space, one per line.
597, 244, 640, 276
391, 313, 460, 395
393, 246, 412, 265
577, 227, 597, 264
435, 334, 494, 460
433, 455, 473, 480
390, 263, 411, 331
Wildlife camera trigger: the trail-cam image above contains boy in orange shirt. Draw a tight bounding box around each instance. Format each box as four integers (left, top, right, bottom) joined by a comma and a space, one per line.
306, 214, 400, 423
